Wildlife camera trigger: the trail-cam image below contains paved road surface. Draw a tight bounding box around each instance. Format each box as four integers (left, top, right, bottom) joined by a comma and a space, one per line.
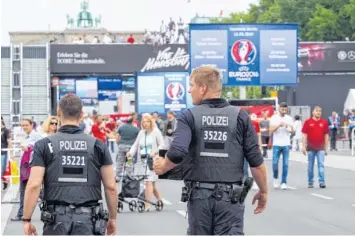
2, 152, 355, 235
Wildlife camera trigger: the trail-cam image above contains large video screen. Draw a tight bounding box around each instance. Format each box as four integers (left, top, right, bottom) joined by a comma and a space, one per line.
136, 72, 193, 114
189, 23, 298, 86
59, 76, 134, 105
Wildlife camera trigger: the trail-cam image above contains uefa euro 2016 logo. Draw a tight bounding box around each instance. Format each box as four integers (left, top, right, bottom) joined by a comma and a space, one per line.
166, 82, 185, 101
231, 39, 257, 65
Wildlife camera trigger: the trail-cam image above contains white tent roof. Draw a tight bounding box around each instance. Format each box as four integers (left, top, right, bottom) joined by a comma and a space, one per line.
344, 89, 355, 114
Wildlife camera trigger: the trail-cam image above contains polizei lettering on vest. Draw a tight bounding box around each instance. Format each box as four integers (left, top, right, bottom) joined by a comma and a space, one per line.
59, 141, 88, 151
202, 116, 229, 126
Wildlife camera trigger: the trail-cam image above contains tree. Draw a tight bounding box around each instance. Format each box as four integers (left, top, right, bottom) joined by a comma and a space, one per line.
214, 0, 353, 41
342, 0, 355, 39
305, 5, 341, 41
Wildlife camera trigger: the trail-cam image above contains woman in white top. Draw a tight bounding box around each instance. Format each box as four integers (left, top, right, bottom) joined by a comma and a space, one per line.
41, 116, 59, 137
127, 114, 164, 211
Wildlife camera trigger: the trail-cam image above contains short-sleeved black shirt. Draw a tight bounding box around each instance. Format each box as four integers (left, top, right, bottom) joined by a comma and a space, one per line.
31, 125, 112, 168
166, 98, 264, 168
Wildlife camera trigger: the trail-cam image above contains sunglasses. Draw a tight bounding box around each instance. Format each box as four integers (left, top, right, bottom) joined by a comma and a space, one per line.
50, 122, 58, 125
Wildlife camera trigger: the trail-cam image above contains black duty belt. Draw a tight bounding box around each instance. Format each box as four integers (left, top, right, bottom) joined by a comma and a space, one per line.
192, 182, 238, 191
47, 205, 94, 214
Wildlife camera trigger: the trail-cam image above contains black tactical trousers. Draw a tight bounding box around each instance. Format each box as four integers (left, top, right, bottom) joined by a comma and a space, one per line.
187, 189, 245, 235
42, 206, 97, 235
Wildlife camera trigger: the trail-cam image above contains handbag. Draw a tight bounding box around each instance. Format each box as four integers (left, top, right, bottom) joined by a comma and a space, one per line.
147, 157, 154, 171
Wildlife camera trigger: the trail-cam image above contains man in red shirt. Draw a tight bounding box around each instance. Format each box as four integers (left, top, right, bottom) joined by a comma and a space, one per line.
127, 34, 135, 44
302, 106, 329, 188
91, 115, 107, 143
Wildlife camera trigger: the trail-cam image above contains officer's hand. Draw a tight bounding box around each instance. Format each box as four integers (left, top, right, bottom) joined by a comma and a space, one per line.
153, 157, 166, 175
23, 222, 38, 236
106, 219, 116, 236
252, 191, 267, 214
126, 152, 132, 157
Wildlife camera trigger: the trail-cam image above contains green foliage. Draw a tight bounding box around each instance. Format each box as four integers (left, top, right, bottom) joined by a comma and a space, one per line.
211, 0, 354, 41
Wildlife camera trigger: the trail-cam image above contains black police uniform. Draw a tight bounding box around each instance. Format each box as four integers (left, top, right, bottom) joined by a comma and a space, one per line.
166, 98, 264, 235
31, 125, 113, 235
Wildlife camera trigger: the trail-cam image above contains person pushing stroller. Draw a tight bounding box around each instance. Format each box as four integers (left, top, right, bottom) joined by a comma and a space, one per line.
126, 114, 165, 211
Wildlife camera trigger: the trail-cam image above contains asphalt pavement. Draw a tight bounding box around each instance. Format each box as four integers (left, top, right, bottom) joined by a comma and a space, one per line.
1, 151, 355, 235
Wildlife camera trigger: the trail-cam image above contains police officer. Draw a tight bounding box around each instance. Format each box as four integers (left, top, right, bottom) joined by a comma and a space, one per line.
22, 94, 118, 235
154, 66, 268, 235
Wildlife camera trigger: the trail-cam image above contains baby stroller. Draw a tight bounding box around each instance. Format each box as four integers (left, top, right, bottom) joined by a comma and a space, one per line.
117, 157, 164, 213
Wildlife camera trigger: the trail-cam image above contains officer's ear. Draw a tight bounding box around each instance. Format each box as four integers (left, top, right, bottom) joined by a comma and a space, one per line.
57, 107, 62, 118
79, 111, 84, 121
200, 83, 208, 95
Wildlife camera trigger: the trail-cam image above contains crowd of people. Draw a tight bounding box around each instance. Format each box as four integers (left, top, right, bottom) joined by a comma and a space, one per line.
1, 110, 178, 215
143, 17, 188, 45
1, 100, 354, 221
81, 111, 177, 211
2, 60, 354, 234
248, 104, 355, 190
53, 16, 189, 45
69, 33, 137, 44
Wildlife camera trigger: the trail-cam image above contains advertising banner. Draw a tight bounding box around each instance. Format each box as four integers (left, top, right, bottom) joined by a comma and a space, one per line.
136, 72, 193, 114
164, 73, 187, 113
97, 78, 122, 101
298, 42, 355, 73
122, 77, 135, 91
50, 44, 189, 74
98, 91, 117, 101
97, 78, 122, 90
189, 23, 298, 86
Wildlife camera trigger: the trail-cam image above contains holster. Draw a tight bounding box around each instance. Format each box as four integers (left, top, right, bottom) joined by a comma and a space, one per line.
181, 182, 193, 202
39, 201, 56, 223
230, 177, 254, 204
92, 202, 109, 235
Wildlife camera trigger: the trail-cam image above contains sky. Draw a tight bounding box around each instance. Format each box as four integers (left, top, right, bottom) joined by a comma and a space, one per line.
1, 0, 257, 45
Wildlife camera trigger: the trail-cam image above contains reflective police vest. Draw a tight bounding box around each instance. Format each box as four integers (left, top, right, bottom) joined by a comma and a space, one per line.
45, 133, 102, 205
183, 104, 244, 183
